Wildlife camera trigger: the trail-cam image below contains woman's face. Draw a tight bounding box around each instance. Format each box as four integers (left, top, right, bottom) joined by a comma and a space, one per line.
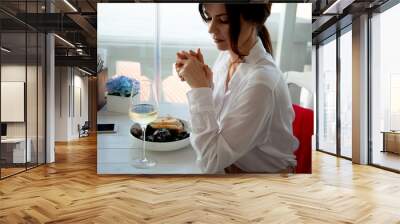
203, 4, 230, 50
204, 4, 255, 52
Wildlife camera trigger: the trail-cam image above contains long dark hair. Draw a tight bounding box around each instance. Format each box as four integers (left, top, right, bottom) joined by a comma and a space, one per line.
199, 3, 273, 58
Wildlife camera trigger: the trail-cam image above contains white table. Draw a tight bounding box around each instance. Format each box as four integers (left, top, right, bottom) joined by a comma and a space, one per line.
97, 103, 203, 174
1, 138, 31, 163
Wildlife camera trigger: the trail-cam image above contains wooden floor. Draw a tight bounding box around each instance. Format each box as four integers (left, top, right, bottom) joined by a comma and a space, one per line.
1, 167, 26, 178
1, 163, 46, 178
372, 150, 400, 171
0, 135, 400, 223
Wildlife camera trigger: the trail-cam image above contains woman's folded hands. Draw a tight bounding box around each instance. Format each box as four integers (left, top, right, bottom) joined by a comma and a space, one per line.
175, 48, 213, 89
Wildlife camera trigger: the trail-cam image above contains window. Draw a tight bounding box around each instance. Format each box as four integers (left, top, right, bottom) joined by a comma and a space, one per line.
317, 37, 337, 154
97, 3, 156, 82
159, 4, 218, 105
390, 74, 400, 130
296, 3, 312, 21
316, 28, 353, 159
340, 28, 352, 158
371, 3, 400, 171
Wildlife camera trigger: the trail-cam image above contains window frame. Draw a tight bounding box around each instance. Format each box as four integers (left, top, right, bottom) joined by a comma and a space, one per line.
315, 24, 353, 161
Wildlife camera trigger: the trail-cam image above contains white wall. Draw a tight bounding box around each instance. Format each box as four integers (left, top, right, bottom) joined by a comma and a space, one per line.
54, 67, 89, 141
72, 74, 89, 139
55, 67, 69, 141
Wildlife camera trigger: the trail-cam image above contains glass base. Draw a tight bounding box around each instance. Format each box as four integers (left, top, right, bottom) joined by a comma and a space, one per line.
131, 158, 156, 169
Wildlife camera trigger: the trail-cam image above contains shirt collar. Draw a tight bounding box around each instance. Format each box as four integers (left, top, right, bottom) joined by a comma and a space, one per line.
242, 37, 273, 65
215, 37, 274, 92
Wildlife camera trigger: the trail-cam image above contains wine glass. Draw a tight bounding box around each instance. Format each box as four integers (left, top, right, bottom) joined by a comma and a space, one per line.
129, 79, 159, 168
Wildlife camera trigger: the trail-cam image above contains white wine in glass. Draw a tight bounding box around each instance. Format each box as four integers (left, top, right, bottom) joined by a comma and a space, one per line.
129, 104, 159, 126
129, 80, 159, 168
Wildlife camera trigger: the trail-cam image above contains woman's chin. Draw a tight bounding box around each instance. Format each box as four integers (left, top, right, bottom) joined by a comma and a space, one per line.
215, 43, 228, 51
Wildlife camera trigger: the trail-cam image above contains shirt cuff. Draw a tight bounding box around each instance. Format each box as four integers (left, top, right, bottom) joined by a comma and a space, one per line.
186, 87, 214, 113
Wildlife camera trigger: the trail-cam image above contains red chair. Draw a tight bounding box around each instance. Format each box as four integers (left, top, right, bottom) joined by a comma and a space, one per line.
292, 104, 313, 173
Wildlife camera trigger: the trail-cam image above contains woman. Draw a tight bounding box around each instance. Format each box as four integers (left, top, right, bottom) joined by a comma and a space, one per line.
175, 3, 299, 174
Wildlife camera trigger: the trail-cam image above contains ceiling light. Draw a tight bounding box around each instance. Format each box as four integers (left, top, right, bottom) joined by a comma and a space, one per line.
54, 34, 75, 48
323, 0, 343, 15
63, 0, 78, 12
76, 48, 85, 55
322, 0, 353, 15
1, 47, 11, 53
78, 67, 93, 76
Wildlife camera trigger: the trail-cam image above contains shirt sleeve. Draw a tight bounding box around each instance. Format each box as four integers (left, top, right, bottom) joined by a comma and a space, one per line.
186, 83, 275, 173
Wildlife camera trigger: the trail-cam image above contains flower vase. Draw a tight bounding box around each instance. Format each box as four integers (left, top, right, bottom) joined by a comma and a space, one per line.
106, 94, 131, 114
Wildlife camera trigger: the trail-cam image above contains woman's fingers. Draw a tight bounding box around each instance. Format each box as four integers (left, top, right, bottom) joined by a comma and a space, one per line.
196, 48, 205, 64
176, 52, 187, 69
176, 51, 190, 71
176, 52, 193, 67
203, 65, 213, 87
204, 65, 212, 79
175, 53, 184, 69
176, 52, 191, 82
189, 50, 198, 61
181, 51, 197, 60
175, 58, 191, 81
174, 63, 182, 74
188, 49, 204, 64
176, 58, 188, 66
177, 50, 194, 60
176, 51, 188, 60
175, 49, 208, 84
176, 68, 185, 81
177, 49, 204, 64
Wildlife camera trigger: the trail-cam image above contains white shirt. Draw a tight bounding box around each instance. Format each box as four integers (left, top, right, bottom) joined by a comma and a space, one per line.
186, 37, 299, 174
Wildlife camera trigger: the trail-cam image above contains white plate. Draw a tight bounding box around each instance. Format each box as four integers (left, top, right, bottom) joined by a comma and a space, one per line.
131, 119, 191, 152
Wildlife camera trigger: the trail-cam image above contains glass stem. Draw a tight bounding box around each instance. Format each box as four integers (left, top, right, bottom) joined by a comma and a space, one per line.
142, 125, 147, 161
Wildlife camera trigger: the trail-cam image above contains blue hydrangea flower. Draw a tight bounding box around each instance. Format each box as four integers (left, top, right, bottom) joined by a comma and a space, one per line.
106, 75, 140, 97
131, 79, 140, 96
